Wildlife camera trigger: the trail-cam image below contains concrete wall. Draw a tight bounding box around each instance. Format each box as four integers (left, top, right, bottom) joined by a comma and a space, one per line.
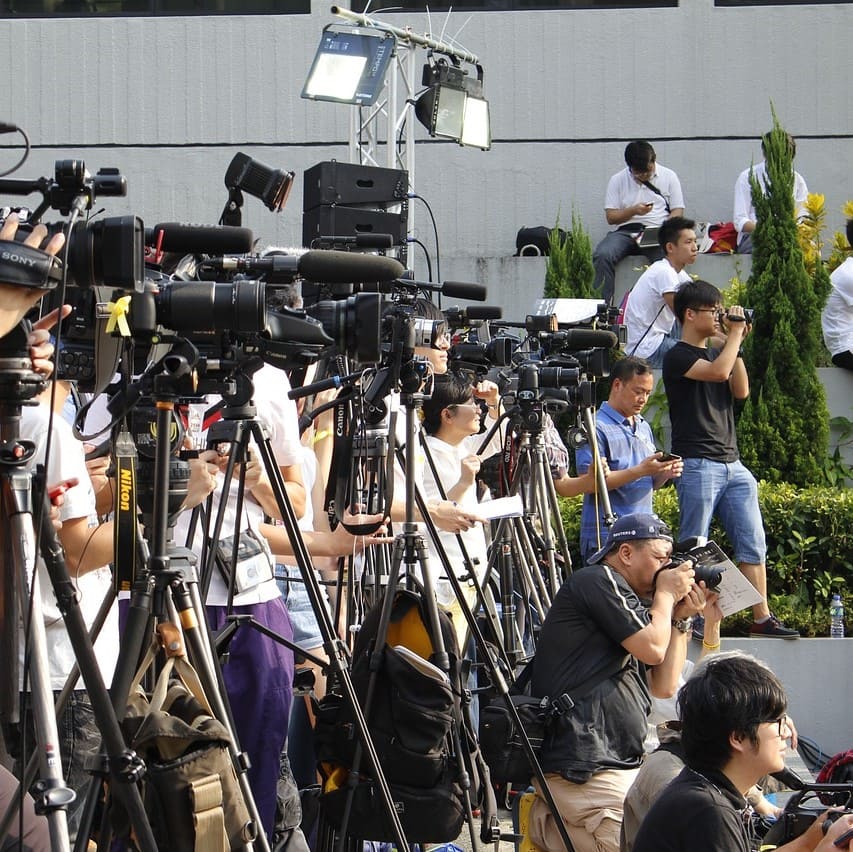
1, 0, 852, 291
689, 638, 853, 759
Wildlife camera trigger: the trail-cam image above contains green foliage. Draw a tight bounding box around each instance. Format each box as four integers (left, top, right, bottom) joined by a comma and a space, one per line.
544, 209, 596, 299
558, 478, 852, 636
738, 110, 830, 486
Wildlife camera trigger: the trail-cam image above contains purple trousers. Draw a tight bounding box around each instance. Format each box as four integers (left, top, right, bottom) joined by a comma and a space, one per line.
207, 598, 295, 839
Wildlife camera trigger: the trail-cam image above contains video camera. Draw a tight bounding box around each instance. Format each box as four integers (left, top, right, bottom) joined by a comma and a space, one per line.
0, 159, 144, 291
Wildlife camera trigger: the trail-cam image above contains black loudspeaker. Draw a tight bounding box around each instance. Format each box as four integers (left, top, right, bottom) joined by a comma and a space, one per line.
303, 161, 408, 211
302, 204, 408, 248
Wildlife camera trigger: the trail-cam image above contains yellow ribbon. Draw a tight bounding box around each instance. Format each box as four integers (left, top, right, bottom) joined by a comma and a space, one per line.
105, 295, 132, 336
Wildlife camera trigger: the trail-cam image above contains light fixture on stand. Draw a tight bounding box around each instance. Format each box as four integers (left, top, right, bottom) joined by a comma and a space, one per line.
414, 59, 491, 150
301, 23, 396, 106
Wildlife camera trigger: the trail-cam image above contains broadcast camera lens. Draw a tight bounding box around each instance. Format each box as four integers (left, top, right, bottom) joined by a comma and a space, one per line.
538, 366, 580, 389
65, 215, 145, 290
306, 292, 382, 363
156, 280, 266, 333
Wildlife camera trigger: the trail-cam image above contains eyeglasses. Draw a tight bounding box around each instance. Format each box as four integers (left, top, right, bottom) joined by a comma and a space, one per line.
448, 402, 481, 413
763, 715, 790, 738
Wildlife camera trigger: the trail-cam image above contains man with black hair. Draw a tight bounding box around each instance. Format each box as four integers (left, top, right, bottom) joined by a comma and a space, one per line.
662, 279, 798, 638
575, 356, 682, 563
733, 131, 808, 254
527, 512, 703, 852
593, 141, 685, 305
633, 653, 853, 852
822, 219, 853, 372
624, 216, 697, 366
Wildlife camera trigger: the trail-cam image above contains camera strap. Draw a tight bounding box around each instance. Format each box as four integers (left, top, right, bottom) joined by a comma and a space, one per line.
112, 426, 139, 595
0, 240, 63, 289
641, 180, 671, 214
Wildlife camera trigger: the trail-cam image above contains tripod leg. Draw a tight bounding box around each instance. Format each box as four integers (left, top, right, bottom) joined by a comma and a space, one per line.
8, 497, 73, 852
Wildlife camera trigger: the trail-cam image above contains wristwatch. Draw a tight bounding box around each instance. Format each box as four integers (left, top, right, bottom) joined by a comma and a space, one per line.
671, 617, 694, 634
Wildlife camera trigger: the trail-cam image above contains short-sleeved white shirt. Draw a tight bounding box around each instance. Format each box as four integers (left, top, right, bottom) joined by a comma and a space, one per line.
605, 165, 685, 228
175, 363, 303, 606
625, 259, 691, 359
823, 257, 853, 358
20, 405, 120, 690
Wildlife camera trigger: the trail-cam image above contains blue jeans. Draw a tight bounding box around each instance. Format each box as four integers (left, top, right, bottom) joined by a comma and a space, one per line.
675, 457, 766, 564
593, 230, 663, 305
2, 689, 99, 845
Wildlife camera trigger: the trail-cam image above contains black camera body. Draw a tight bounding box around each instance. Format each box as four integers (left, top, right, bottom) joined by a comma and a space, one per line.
665, 551, 724, 589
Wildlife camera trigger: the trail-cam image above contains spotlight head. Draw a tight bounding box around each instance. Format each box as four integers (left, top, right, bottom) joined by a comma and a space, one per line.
224, 153, 294, 213
301, 23, 396, 107
414, 61, 491, 151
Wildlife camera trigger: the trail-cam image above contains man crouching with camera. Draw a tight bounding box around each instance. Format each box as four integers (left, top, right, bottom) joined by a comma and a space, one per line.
527, 513, 710, 852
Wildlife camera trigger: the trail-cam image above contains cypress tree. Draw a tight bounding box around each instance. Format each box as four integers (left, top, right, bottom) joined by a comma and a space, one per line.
543, 210, 596, 299
738, 112, 829, 485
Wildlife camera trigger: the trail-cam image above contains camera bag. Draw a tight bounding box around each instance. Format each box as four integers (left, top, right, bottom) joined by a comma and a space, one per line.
314, 590, 496, 843
116, 627, 255, 852
479, 654, 630, 786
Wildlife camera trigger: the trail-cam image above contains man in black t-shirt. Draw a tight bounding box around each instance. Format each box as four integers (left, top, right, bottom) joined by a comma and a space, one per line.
633, 653, 853, 852
662, 279, 798, 639
526, 513, 701, 852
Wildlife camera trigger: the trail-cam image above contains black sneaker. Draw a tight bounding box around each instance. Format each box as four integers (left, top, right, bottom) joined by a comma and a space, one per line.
750, 613, 800, 639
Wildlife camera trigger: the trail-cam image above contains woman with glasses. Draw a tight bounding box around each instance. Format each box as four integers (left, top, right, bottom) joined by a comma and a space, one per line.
419, 375, 501, 643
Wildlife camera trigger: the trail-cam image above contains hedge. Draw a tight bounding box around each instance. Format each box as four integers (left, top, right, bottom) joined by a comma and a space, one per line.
558, 481, 852, 636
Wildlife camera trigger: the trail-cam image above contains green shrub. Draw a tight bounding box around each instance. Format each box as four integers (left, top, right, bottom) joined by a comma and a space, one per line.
558, 481, 852, 636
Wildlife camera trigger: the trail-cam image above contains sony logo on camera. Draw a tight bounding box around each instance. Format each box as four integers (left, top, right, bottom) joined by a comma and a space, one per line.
0, 248, 39, 268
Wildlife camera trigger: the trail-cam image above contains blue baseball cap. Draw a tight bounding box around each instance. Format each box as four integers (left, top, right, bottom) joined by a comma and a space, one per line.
588, 513, 673, 564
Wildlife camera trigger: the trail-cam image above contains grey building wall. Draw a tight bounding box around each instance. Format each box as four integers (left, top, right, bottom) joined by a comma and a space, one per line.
2, 0, 852, 302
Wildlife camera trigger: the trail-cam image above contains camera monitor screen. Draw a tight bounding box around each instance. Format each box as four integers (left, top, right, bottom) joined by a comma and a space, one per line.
302, 24, 396, 107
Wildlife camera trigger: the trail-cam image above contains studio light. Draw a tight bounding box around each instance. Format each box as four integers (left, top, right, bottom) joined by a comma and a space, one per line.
414, 61, 491, 151
225, 153, 294, 213
301, 23, 396, 107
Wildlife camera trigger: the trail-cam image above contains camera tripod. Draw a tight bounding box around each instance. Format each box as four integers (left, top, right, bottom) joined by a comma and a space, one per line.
389, 383, 576, 852
479, 400, 573, 665
0, 320, 156, 852
182, 356, 411, 852
64, 348, 270, 851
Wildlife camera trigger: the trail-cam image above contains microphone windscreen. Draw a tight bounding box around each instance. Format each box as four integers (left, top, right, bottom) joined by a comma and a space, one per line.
149, 223, 255, 255
560, 328, 620, 349
441, 281, 488, 302
462, 305, 503, 320
355, 233, 395, 249
298, 250, 404, 284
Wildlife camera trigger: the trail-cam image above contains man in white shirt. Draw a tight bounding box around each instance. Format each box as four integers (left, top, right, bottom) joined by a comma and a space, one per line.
593, 141, 685, 305
822, 220, 853, 372
624, 216, 698, 367
733, 131, 808, 254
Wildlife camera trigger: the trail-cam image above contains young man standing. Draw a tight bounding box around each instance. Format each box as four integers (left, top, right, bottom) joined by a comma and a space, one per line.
633, 654, 853, 852
624, 215, 698, 367
662, 279, 798, 637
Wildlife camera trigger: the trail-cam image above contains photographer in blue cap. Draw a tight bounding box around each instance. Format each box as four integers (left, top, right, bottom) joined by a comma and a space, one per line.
526, 513, 710, 852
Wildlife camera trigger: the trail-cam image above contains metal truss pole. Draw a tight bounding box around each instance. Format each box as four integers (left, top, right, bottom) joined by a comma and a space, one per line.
331, 5, 480, 277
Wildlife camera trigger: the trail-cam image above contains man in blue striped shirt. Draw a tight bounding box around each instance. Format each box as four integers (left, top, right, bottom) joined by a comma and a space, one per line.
575, 357, 682, 563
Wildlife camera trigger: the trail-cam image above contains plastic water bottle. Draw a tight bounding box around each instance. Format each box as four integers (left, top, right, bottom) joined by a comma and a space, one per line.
829, 594, 845, 639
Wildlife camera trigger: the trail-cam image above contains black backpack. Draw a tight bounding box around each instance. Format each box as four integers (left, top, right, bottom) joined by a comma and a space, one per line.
313, 590, 496, 843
